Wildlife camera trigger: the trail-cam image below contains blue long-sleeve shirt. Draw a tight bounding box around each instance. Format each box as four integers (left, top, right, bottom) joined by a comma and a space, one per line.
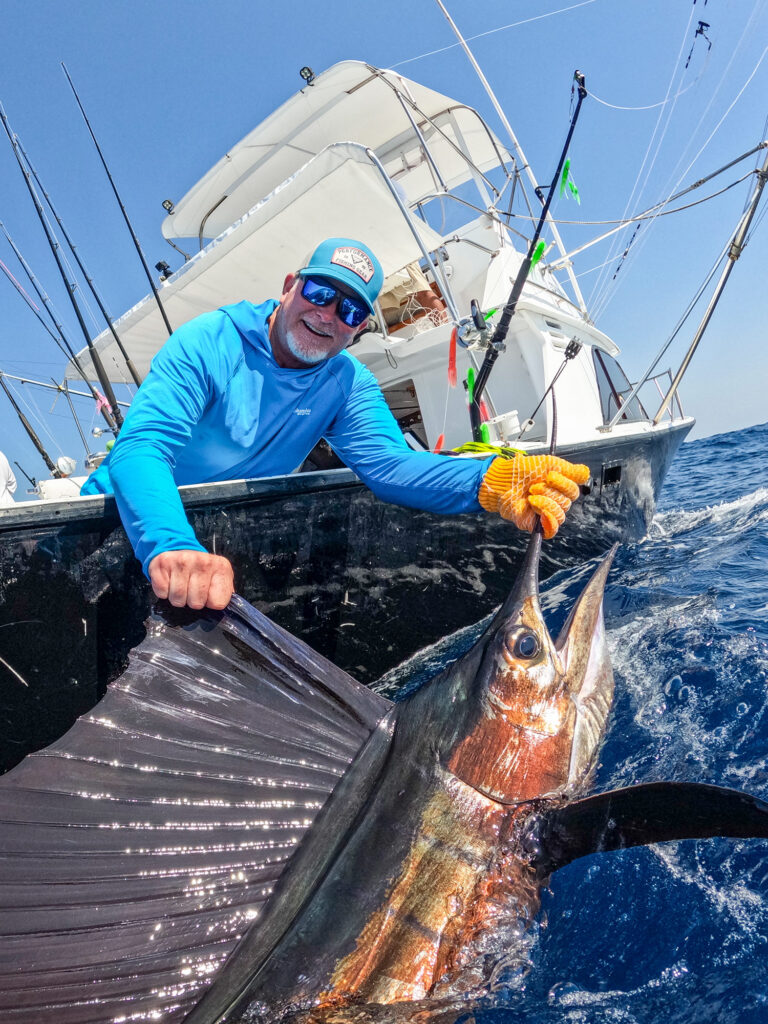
82, 300, 492, 575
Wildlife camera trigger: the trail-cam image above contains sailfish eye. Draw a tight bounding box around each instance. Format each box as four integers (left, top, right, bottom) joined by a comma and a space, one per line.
513, 631, 540, 659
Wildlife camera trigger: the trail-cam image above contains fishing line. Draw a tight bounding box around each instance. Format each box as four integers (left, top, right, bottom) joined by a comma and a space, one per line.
573, 253, 628, 278
595, 7, 768, 316
587, 66, 705, 111
510, 171, 753, 227
390, 0, 601, 69
0, 225, 105, 388
674, 43, 768, 189
608, 238, 731, 425
596, 41, 768, 318
10, 379, 63, 455
744, 199, 768, 246
670, 0, 768, 186
588, 3, 696, 316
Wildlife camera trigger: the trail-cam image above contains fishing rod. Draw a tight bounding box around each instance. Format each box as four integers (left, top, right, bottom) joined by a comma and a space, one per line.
14, 135, 143, 388
61, 63, 174, 338
0, 373, 60, 476
0, 104, 123, 430
0, 220, 119, 433
14, 461, 36, 489
468, 71, 588, 441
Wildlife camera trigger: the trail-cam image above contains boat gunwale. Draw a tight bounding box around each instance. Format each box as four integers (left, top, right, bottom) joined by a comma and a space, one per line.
0, 417, 694, 533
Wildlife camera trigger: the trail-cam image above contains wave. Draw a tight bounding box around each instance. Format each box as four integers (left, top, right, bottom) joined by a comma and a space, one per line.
651, 485, 768, 538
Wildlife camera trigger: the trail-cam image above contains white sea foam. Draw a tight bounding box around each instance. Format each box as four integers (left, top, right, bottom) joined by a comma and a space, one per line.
650, 842, 768, 963
650, 485, 768, 539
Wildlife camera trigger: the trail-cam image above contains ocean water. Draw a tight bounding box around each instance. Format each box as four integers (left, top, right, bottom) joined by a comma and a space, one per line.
382, 420, 768, 1024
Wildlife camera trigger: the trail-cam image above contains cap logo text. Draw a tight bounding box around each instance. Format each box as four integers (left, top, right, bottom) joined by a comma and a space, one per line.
330, 247, 375, 283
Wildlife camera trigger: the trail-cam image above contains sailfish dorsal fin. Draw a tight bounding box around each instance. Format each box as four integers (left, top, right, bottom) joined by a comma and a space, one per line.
0, 595, 392, 1022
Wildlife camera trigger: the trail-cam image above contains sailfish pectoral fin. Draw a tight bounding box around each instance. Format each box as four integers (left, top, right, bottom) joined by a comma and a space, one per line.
523, 781, 768, 877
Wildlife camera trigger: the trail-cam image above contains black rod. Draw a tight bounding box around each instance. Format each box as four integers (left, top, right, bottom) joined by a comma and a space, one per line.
0, 103, 122, 430
0, 373, 59, 476
0, 220, 118, 433
61, 62, 174, 338
15, 135, 143, 387
14, 461, 36, 488
469, 71, 588, 440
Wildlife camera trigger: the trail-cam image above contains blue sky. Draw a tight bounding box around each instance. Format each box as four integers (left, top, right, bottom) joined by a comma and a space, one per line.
1, 0, 767, 488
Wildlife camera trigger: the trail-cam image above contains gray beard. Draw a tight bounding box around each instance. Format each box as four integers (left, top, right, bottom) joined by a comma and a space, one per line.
284, 326, 329, 365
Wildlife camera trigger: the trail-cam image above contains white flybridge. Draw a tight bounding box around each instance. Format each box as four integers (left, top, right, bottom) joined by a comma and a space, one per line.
68, 60, 682, 456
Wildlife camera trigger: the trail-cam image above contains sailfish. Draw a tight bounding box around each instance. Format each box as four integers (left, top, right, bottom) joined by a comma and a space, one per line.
1, 533, 767, 1023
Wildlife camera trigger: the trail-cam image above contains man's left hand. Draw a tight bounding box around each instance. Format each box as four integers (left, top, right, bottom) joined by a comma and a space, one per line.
478, 454, 590, 539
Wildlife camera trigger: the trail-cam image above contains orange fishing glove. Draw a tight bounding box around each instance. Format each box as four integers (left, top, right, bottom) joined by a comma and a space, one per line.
478, 454, 590, 539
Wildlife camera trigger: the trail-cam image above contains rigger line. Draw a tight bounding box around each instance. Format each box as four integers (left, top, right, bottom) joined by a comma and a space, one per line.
469, 71, 588, 442
0, 219, 119, 436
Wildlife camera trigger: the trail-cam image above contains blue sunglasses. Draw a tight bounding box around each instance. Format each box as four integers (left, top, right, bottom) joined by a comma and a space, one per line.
299, 275, 370, 328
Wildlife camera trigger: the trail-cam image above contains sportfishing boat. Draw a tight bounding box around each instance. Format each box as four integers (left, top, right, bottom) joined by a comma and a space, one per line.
2, 49, 764, 772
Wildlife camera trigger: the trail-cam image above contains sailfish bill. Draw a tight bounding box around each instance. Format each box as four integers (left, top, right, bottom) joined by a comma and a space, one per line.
0, 533, 767, 1023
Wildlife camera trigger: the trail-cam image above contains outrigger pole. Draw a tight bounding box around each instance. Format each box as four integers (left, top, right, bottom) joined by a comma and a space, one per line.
14, 136, 143, 388
61, 63, 174, 339
0, 373, 60, 477
0, 371, 130, 408
468, 72, 588, 441
0, 220, 119, 434
653, 146, 768, 425
0, 103, 123, 430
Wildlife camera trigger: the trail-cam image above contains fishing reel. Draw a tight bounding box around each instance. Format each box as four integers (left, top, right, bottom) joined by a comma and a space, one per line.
455, 298, 501, 351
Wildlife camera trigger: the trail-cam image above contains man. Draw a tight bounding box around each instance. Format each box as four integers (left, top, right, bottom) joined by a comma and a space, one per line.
0, 450, 17, 507
82, 237, 587, 610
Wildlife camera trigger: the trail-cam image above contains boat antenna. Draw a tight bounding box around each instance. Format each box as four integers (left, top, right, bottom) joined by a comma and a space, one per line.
0, 372, 60, 477
0, 103, 124, 431
14, 135, 143, 388
431, 0, 587, 314
61, 63, 174, 339
0, 220, 119, 434
469, 71, 589, 441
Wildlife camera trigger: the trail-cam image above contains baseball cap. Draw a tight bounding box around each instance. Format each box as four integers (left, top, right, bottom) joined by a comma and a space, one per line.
298, 237, 384, 314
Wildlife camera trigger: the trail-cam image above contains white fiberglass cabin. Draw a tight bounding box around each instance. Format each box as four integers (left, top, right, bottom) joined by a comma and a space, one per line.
70, 60, 691, 456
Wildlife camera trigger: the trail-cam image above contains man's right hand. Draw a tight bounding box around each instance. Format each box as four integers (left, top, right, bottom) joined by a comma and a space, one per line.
149, 550, 235, 610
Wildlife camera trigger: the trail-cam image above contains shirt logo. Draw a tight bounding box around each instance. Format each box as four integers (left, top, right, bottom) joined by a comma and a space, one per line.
330, 246, 374, 283
295, 408, 311, 416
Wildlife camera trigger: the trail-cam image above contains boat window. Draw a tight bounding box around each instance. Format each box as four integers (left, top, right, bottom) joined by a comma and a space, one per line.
592, 350, 648, 424
299, 378, 427, 473
380, 378, 428, 448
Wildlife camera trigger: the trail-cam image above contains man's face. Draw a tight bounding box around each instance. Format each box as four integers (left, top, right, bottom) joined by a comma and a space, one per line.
269, 273, 366, 368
